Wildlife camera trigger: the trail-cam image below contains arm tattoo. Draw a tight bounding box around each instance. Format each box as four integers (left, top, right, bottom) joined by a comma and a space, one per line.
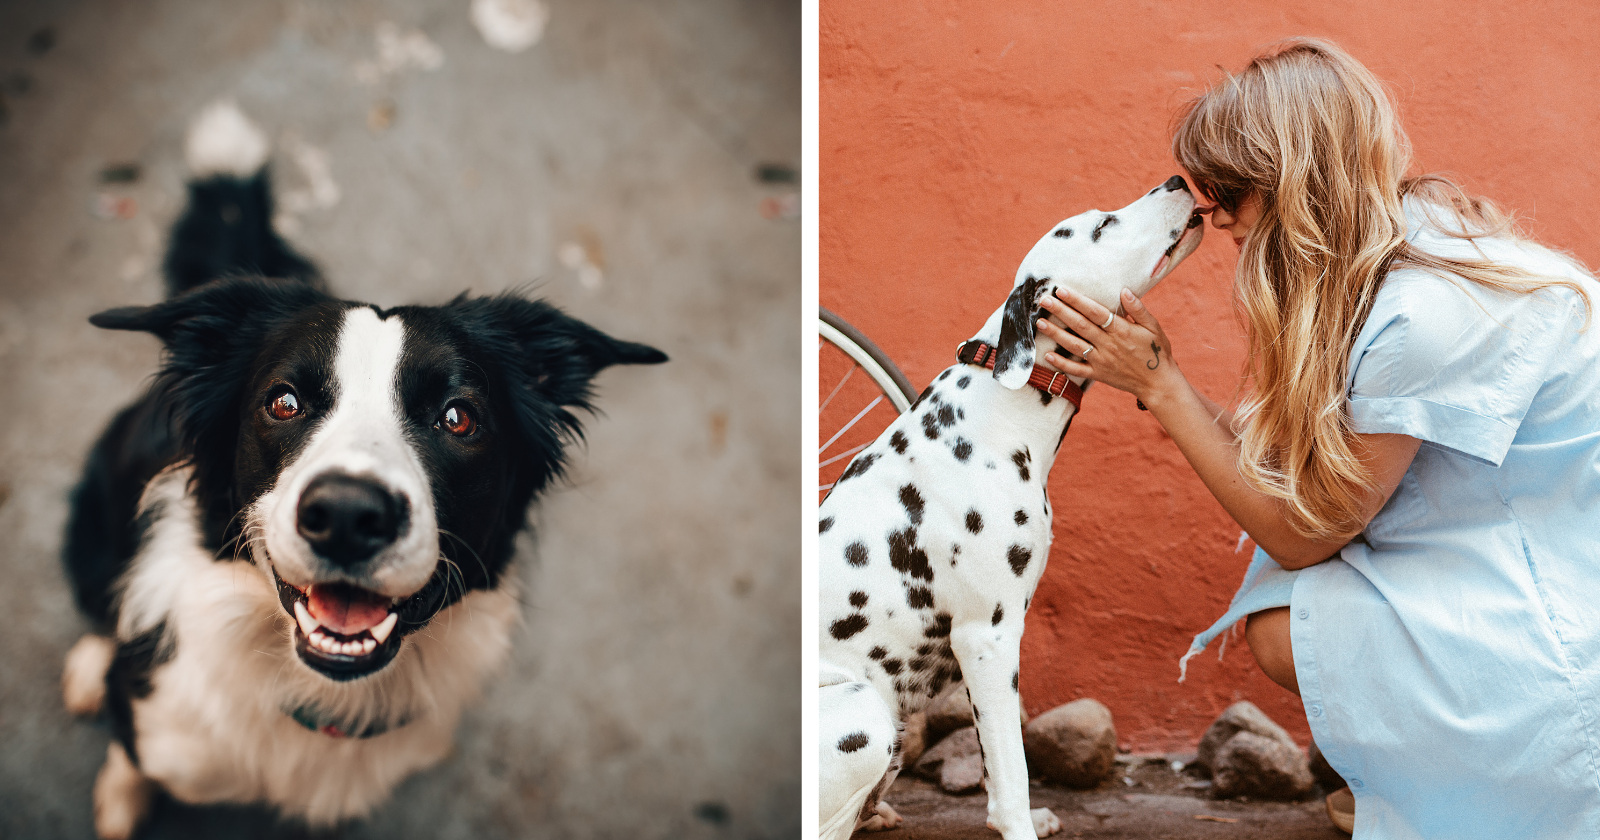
1146, 341, 1161, 370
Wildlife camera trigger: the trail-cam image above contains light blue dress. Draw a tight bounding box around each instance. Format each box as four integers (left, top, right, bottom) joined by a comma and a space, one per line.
1183, 202, 1600, 839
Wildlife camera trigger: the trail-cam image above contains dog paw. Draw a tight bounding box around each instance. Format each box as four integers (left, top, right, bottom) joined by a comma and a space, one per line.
1030, 807, 1061, 837
63, 634, 116, 717
857, 800, 903, 832
94, 742, 154, 840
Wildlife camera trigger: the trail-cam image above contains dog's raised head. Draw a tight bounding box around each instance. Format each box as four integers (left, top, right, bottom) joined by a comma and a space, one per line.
992, 176, 1203, 389
91, 279, 665, 681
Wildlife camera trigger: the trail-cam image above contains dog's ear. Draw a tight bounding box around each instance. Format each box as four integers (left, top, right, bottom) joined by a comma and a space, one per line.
993, 276, 1040, 389
90, 278, 332, 501
444, 293, 666, 491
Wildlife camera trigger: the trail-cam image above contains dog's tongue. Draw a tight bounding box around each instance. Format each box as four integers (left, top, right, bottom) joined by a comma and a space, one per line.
306, 583, 391, 635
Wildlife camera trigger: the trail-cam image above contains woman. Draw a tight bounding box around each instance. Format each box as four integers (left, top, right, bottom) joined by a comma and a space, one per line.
1036, 39, 1600, 838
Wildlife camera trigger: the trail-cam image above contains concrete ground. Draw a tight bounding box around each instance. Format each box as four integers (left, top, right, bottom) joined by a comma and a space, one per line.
0, 1, 797, 838
881, 760, 1346, 840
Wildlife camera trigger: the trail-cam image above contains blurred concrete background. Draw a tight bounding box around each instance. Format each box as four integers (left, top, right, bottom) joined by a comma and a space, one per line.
0, 0, 798, 837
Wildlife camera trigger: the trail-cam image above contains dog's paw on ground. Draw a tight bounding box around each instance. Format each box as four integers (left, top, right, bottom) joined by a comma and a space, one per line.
63, 634, 116, 717
858, 800, 904, 832
1030, 806, 1062, 837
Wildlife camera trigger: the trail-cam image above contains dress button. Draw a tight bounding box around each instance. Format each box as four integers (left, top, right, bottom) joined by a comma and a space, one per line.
1350, 778, 1364, 789
1298, 608, 1310, 620
1309, 704, 1323, 717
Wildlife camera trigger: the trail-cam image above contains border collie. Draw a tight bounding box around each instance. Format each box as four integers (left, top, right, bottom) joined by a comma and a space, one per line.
58, 102, 666, 839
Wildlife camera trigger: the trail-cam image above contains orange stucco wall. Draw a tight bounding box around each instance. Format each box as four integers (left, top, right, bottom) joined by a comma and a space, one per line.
820, 3, 1600, 752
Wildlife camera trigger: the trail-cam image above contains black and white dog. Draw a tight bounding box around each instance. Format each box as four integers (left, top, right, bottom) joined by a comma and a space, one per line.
818, 178, 1202, 840
59, 102, 665, 839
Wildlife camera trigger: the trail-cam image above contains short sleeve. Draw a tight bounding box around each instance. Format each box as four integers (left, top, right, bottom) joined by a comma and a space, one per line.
1346, 269, 1577, 467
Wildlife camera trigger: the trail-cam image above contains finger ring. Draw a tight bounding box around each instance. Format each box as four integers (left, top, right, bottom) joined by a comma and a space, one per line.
1082, 346, 1094, 357
1100, 311, 1115, 330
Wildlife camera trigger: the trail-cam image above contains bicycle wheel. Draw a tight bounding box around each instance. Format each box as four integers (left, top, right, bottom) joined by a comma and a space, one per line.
819, 306, 919, 500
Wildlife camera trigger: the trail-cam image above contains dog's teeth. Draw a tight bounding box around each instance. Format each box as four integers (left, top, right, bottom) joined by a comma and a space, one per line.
341, 641, 359, 655
371, 613, 398, 644
292, 601, 319, 637
309, 630, 326, 646
361, 638, 376, 654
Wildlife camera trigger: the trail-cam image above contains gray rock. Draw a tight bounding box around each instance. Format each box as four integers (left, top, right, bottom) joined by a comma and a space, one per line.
938, 752, 985, 794
1023, 698, 1117, 789
1196, 701, 1298, 773
925, 685, 975, 738
899, 711, 928, 770
914, 725, 981, 783
1211, 731, 1314, 800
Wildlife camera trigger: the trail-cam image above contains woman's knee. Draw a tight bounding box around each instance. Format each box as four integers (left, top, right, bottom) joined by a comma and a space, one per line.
1245, 607, 1300, 696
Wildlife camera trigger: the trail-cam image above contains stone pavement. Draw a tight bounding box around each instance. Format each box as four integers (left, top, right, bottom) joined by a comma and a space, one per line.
881, 757, 1345, 840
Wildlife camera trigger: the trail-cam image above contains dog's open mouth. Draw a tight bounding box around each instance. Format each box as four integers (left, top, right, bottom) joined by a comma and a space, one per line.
273, 569, 412, 681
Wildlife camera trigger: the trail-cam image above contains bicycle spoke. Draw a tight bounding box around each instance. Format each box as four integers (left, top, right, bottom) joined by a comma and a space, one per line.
819, 441, 871, 469
820, 394, 884, 455
819, 362, 859, 415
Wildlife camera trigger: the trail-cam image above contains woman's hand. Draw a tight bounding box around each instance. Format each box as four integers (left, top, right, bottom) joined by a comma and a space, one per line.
1035, 286, 1184, 403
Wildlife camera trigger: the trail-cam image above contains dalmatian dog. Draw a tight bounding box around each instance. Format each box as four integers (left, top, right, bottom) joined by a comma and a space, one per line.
818, 177, 1203, 840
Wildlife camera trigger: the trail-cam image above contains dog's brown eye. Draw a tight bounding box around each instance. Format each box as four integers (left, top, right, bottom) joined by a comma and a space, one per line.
266, 388, 301, 421
440, 403, 476, 437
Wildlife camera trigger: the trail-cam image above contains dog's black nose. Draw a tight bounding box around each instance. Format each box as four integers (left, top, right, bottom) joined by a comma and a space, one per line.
1163, 175, 1190, 193
297, 474, 406, 566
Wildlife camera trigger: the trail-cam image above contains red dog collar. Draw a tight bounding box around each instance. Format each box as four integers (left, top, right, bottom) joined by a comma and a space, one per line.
956, 341, 1084, 410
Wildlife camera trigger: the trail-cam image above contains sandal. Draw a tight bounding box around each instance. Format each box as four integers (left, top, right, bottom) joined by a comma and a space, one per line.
1325, 786, 1355, 834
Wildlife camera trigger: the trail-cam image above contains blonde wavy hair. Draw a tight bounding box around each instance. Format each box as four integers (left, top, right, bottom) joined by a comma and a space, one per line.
1172, 38, 1591, 540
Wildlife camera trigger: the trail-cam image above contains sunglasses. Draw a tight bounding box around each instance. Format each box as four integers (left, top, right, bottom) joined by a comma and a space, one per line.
1196, 180, 1249, 214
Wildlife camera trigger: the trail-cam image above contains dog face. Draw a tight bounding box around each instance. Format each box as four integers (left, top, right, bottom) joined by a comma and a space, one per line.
92, 280, 665, 681
993, 176, 1203, 388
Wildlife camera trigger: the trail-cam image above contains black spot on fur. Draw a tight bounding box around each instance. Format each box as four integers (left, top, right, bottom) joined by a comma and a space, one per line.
899, 484, 925, 525
849, 591, 868, 608
1092, 214, 1119, 242
952, 438, 973, 462
1007, 545, 1032, 576
1014, 509, 1028, 526
1011, 448, 1031, 482
838, 732, 871, 753
992, 603, 1004, 625
910, 385, 933, 411
1053, 227, 1072, 239
921, 412, 940, 441
883, 658, 903, 675
888, 527, 933, 582
1024, 596, 1031, 610
1039, 389, 1053, 407
838, 452, 879, 485
957, 375, 971, 389
965, 509, 983, 534
868, 646, 887, 660
938, 369, 951, 381
1012, 670, 1020, 691
819, 517, 833, 534
889, 430, 909, 455
905, 585, 934, 610
923, 613, 952, 638
845, 541, 869, 567
830, 614, 869, 640
937, 404, 956, 427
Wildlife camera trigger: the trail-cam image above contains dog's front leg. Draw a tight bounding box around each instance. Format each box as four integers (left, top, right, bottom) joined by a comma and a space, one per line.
950, 624, 1059, 839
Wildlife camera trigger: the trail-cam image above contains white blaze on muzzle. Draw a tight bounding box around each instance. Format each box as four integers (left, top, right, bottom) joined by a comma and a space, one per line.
259, 307, 440, 597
